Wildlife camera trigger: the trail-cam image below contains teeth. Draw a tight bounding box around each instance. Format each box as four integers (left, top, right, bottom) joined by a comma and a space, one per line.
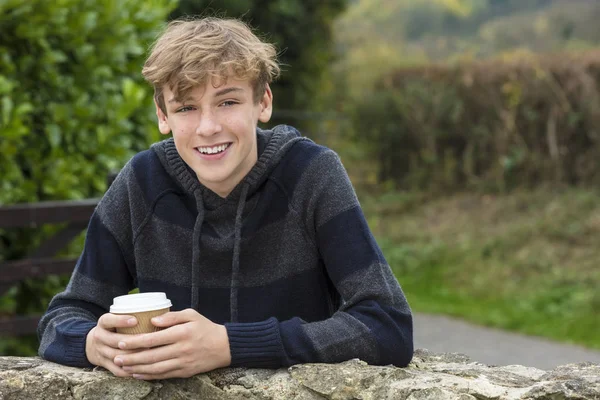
198, 144, 229, 154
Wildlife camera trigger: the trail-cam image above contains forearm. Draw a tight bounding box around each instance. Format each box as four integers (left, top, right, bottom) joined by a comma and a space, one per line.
224, 292, 413, 369
38, 304, 98, 367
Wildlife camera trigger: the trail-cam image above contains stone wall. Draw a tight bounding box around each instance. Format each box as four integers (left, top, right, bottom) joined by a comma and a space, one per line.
1, 349, 598, 399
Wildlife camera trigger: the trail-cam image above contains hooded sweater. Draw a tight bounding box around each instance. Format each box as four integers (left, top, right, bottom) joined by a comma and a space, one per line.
38, 125, 414, 368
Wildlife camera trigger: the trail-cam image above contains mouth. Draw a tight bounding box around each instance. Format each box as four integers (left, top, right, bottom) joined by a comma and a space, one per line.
195, 142, 232, 156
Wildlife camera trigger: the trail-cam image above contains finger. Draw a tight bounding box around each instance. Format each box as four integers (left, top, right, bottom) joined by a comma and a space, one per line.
98, 313, 138, 330
132, 369, 186, 381
129, 359, 191, 380
151, 308, 200, 328
93, 325, 137, 350
116, 343, 177, 367
123, 358, 181, 377
118, 326, 180, 350
102, 347, 141, 363
100, 360, 133, 378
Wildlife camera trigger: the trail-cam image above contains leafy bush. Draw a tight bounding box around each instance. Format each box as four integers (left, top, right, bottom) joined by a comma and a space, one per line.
0, 0, 175, 355
0, 0, 175, 204
351, 50, 600, 193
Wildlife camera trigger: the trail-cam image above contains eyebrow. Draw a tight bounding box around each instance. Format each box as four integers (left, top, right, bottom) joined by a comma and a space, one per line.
167, 87, 244, 104
214, 87, 244, 97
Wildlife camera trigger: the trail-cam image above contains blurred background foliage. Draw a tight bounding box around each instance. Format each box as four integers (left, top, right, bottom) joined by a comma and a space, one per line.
2, 0, 600, 355
351, 52, 600, 193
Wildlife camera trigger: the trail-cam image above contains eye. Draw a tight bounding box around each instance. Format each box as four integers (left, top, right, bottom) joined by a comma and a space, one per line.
220, 100, 238, 107
176, 105, 195, 113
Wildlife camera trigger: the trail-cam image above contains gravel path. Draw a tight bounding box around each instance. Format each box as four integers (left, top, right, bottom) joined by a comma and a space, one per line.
413, 312, 600, 370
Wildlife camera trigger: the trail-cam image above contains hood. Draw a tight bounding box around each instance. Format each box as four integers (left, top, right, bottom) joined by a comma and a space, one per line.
152, 124, 305, 209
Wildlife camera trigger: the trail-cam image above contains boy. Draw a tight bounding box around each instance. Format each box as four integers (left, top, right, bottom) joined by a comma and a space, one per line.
38, 17, 413, 380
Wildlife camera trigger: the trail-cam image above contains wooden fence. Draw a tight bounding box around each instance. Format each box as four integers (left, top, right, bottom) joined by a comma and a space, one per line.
0, 199, 100, 336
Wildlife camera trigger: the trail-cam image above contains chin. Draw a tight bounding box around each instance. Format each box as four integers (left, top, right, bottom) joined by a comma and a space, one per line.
198, 172, 230, 185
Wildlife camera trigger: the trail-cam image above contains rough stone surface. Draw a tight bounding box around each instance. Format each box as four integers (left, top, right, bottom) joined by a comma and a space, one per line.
1, 349, 598, 399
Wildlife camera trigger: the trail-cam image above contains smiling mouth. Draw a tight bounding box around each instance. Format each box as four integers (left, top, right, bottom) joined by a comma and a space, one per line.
196, 143, 232, 155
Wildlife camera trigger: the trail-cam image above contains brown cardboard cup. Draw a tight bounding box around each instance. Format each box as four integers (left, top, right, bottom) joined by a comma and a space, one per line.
110, 292, 172, 334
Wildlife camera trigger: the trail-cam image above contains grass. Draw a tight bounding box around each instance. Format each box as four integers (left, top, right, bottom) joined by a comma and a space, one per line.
359, 187, 600, 350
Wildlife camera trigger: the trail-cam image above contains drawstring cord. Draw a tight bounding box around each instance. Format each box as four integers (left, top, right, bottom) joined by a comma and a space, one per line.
191, 191, 204, 311
230, 182, 250, 322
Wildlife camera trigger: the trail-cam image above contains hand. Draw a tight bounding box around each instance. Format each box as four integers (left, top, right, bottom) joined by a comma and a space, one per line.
85, 313, 141, 377
113, 309, 231, 380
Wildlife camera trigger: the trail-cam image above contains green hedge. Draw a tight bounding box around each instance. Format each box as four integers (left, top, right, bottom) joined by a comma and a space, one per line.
0, 0, 175, 204
351, 50, 600, 193
0, 0, 175, 355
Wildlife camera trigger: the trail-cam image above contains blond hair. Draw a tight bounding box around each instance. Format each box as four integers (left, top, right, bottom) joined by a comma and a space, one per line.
142, 17, 280, 114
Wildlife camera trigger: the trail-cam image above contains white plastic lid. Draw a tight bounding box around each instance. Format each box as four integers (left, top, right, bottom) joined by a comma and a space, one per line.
110, 292, 172, 314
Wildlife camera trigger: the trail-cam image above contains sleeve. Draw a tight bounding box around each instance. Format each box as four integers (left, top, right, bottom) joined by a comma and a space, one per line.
37, 163, 137, 368
225, 148, 413, 368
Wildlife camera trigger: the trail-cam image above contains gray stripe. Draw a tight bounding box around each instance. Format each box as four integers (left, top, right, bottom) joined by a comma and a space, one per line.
134, 214, 193, 287
301, 311, 378, 363
97, 161, 147, 269
337, 262, 411, 314
291, 149, 359, 235
135, 211, 321, 289
63, 270, 129, 308
202, 216, 321, 288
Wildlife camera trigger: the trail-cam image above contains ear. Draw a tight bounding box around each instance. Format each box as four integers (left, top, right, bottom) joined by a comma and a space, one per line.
155, 99, 171, 135
258, 84, 273, 124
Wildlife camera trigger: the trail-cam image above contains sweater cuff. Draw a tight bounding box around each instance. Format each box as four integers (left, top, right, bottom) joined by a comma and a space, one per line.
225, 317, 284, 368
46, 320, 96, 368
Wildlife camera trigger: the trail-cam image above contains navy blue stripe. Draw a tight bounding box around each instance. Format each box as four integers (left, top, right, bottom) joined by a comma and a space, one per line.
242, 179, 290, 237
317, 205, 385, 282
78, 214, 134, 288
279, 317, 320, 365
197, 288, 231, 324
140, 266, 334, 326
272, 141, 328, 197
132, 149, 182, 205
237, 267, 333, 323
348, 301, 413, 367
153, 191, 197, 231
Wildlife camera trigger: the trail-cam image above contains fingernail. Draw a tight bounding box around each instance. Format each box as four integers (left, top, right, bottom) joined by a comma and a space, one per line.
127, 318, 136, 325
152, 317, 162, 323
114, 357, 123, 366
118, 341, 126, 349
133, 374, 144, 380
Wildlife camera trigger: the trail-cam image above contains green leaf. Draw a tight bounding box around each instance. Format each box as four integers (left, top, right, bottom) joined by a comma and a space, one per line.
1, 95, 13, 126
46, 124, 61, 149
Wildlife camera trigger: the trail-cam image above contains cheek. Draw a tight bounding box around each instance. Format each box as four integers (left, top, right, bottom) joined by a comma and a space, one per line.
173, 122, 193, 137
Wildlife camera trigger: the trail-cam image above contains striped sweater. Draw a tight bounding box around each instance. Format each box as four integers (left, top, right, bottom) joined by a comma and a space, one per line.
38, 125, 413, 369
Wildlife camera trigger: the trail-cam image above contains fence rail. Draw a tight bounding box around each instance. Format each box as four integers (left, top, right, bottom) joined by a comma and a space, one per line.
0, 198, 100, 337
0, 199, 99, 228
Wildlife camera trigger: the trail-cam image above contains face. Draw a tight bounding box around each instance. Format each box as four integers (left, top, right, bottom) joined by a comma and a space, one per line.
156, 77, 272, 197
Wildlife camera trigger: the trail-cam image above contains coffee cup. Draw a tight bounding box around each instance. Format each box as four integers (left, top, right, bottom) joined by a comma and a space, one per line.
110, 292, 172, 334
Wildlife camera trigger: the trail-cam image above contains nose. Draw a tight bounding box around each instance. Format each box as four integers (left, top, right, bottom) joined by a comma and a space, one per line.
195, 111, 222, 136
